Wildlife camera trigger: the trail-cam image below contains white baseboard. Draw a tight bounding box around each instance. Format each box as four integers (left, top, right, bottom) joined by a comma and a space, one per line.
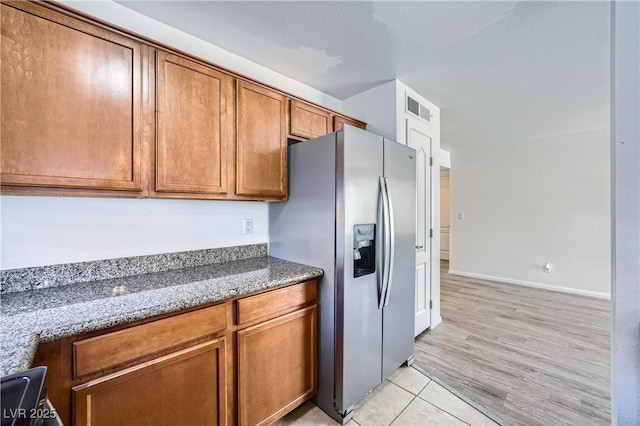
448, 269, 611, 300
431, 316, 442, 329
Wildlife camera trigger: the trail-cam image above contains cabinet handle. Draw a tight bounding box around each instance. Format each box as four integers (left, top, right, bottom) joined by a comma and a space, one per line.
416, 245, 424, 249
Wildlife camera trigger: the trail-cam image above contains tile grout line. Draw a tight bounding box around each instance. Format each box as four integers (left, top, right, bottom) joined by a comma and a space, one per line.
411, 364, 508, 426
386, 369, 475, 425
389, 373, 473, 426
386, 392, 472, 426
384, 377, 431, 398
387, 394, 418, 426
419, 395, 474, 426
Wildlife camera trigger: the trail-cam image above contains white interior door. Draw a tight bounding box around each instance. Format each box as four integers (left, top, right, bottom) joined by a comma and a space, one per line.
406, 118, 432, 337
440, 171, 450, 261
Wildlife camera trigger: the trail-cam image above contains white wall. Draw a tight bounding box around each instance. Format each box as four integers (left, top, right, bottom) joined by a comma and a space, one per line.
0, 197, 268, 269
449, 128, 611, 298
342, 80, 397, 139
611, 1, 640, 423
61, 1, 341, 111
1, 0, 343, 270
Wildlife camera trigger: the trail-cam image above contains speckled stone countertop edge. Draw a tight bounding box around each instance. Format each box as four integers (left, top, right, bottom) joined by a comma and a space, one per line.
0, 257, 322, 377
1, 243, 268, 294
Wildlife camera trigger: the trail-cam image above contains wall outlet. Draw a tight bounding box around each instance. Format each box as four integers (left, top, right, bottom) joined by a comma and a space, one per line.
458, 212, 464, 220
243, 218, 253, 235
543, 262, 552, 273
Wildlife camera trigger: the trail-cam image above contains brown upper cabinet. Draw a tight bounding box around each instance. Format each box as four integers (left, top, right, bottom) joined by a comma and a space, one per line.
289, 99, 331, 139
0, 2, 145, 192
1, 1, 364, 201
154, 51, 234, 196
333, 114, 367, 132
236, 81, 287, 199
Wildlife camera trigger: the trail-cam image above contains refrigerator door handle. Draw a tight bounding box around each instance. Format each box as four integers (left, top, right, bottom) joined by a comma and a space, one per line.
383, 177, 396, 307
377, 178, 385, 306
378, 176, 392, 309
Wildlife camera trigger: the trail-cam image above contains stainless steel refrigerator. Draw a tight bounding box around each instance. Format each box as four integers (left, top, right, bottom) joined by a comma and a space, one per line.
269, 125, 416, 423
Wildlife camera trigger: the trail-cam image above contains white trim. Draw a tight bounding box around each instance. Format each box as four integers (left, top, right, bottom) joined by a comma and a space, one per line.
448, 269, 611, 300
439, 148, 451, 169
430, 316, 442, 329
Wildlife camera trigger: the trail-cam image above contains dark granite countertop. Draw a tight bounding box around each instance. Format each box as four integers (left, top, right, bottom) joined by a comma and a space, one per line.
0, 256, 323, 377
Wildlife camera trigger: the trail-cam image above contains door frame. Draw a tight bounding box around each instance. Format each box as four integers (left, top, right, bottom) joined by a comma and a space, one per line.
405, 116, 440, 335
440, 168, 450, 261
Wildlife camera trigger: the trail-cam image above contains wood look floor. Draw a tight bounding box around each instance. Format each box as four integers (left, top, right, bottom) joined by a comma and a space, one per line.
414, 261, 611, 426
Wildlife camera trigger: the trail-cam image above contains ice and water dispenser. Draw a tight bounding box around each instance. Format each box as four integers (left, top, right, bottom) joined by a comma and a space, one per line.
353, 224, 376, 278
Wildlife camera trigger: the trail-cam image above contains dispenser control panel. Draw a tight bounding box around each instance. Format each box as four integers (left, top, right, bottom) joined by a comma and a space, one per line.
353, 223, 376, 278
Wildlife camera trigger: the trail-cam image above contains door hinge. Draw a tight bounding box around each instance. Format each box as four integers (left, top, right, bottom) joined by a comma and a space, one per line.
429, 300, 433, 309
430, 228, 433, 238
429, 157, 433, 166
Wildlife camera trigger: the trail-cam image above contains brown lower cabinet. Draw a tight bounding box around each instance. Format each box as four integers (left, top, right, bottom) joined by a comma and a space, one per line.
32, 279, 318, 426
237, 306, 317, 426
73, 339, 227, 426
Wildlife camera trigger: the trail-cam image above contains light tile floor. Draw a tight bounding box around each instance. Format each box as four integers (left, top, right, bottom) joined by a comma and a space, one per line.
277, 366, 500, 426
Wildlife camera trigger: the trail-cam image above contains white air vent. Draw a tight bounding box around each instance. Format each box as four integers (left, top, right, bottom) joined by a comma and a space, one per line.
406, 95, 432, 124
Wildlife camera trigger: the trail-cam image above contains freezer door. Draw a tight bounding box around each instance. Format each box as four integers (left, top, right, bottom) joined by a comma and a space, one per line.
335, 126, 384, 414
381, 139, 417, 379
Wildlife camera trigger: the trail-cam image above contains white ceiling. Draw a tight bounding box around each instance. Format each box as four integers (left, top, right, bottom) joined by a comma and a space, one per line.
117, 1, 610, 153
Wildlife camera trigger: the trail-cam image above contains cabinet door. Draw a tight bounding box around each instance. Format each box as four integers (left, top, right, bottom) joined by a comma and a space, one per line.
0, 2, 143, 191
236, 81, 287, 198
333, 115, 366, 132
156, 52, 233, 194
237, 306, 317, 426
290, 100, 331, 139
73, 339, 226, 426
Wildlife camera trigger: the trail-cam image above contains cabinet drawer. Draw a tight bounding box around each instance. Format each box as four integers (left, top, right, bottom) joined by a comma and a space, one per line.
237, 280, 317, 326
73, 304, 226, 378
